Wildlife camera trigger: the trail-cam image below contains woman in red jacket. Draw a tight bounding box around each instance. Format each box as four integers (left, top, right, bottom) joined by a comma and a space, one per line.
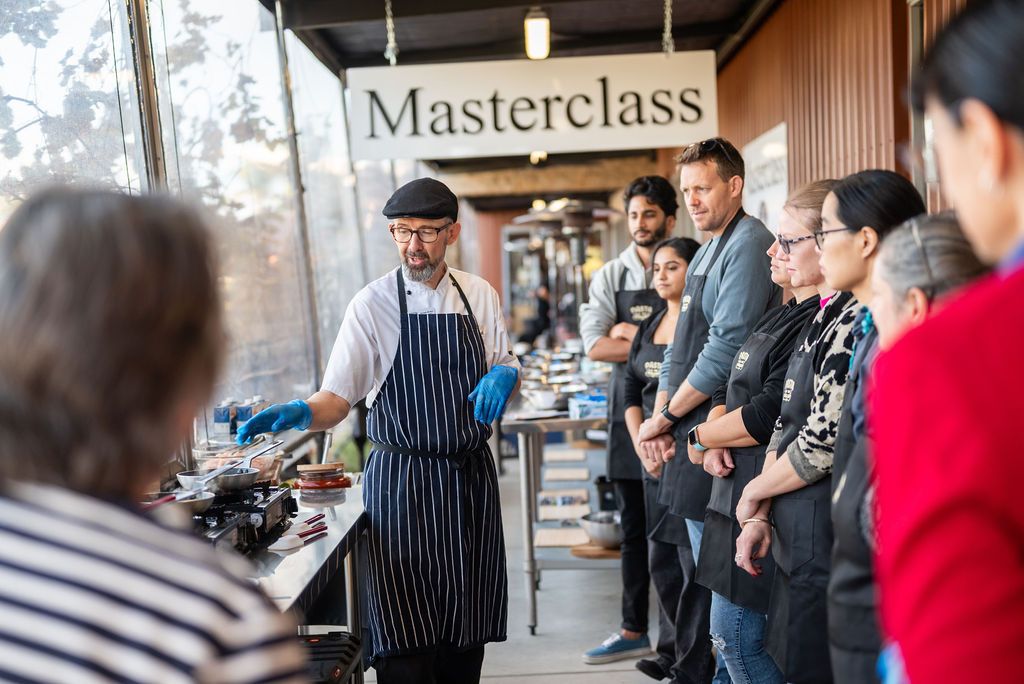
873, 1, 1024, 681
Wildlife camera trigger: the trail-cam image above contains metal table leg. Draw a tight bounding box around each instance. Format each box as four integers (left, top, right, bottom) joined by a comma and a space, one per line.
345, 539, 365, 684
517, 432, 538, 635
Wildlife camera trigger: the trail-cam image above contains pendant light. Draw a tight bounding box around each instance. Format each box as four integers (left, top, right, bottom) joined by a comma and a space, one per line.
524, 7, 550, 60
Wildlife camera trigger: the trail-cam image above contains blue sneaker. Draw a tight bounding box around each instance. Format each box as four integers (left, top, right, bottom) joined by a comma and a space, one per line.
583, 633, 653, 664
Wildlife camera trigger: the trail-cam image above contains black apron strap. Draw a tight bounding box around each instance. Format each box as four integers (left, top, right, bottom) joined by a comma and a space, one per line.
395, 268, 409, 322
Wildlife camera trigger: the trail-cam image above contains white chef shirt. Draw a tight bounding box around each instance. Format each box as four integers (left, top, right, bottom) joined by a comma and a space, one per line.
321, 264, 520, 406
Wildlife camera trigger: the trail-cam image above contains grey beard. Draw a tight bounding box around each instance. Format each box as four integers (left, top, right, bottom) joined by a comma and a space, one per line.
402, 260, 437, 282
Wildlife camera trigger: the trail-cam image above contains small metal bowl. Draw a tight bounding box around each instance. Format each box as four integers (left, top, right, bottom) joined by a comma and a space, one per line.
176, 466, 260, 493
580, 511, 624, 549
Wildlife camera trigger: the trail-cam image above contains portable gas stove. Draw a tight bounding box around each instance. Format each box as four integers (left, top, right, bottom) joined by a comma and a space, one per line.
194, 483, 297, 554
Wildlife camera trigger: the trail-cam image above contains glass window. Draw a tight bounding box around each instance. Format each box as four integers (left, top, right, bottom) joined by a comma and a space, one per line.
148, 0, 315, 436
285, 32, 364, 361
0, 0, 146, 223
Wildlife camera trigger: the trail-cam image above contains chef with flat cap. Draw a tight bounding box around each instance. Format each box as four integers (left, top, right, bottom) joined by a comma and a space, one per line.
239, 178, 520, 684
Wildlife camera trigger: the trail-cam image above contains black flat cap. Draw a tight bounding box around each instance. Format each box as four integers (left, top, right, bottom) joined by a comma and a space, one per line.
382, 177, 459, 221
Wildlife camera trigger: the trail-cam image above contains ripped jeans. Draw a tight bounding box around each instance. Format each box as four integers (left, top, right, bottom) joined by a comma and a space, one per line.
709, 592, 784, 684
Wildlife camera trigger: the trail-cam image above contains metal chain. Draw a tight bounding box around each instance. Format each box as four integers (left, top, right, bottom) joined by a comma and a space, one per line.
384, 0, 399, 66
662, 0, 674, 57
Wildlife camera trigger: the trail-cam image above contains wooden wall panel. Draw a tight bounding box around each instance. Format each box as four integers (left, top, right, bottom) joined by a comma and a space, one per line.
922, 0, 971, 212
717, 0, 910, 191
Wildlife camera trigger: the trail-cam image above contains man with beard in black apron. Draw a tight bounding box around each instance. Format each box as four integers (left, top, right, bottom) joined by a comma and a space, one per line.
579, 175, 677, 665
238, 178, 520, 684
638, 139, 777, 684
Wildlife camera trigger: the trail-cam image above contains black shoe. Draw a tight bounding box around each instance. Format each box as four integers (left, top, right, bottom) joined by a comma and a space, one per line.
635, 657, 670, 681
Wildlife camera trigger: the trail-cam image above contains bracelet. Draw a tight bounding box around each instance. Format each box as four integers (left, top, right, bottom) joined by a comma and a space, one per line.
741, 517, 771, 528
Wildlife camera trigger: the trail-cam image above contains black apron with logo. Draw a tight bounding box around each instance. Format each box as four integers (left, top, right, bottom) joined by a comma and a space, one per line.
363, 270, 507, 663
608, 267, 666, 480
766, 296, 852, 684
697, 306, 790, 614
659, 215, 741, 521
829, 328, 882, 683
629, 310, 692, 547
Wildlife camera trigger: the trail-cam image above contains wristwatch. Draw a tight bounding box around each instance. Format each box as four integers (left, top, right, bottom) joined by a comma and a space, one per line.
660, 404, 682, 426
688, 425, 708, 452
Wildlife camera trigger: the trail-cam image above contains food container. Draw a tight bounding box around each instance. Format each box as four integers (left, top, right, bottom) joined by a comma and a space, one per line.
580, 510, 623, 549
569, 393, 608, 419
296, 463, 352, 507
212, 401, 234, 436
192, 440, 283, 483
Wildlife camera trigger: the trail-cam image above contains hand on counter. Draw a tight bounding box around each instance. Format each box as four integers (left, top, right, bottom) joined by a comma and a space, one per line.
468, 365, 518, 425
237, 400, 312, 444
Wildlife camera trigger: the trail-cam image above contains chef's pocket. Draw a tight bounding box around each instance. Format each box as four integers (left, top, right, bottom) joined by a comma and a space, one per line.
772, 499, 815, 574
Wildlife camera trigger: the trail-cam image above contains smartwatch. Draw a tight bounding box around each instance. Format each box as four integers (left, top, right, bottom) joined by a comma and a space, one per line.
660, 404, 682, 426
688, 425, 708, 452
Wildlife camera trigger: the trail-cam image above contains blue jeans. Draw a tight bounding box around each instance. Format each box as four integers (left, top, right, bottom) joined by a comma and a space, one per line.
686, 519, 733, 684
709, 592, 784, 684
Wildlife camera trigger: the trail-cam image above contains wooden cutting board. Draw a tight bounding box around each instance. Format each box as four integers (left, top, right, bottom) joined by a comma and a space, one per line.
543, 448, 587, 463
538, 504, 591, 521
534, 527, 589, 547
538, 488, 589, 502
544, 467, 590, 482
571, 543, 621, 559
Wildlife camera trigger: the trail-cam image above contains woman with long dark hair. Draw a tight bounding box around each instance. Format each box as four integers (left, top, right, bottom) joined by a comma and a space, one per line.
621, 236, 701, 682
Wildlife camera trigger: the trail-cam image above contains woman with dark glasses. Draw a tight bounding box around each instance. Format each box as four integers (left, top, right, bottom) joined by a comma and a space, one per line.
735, 170, 924, 683
685, 181, 834, 684
825, 213, 987, 683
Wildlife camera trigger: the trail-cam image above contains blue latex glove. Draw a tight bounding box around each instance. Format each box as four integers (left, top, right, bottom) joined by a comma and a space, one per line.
468, 365, 518, 425
236, 399, 312, 444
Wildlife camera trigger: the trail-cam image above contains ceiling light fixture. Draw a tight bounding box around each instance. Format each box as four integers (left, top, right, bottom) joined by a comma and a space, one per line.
524, 7, 550, 60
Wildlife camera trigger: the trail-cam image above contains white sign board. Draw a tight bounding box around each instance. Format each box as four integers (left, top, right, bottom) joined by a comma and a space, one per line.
742, 122, 789, 233
346, 51, 718, 161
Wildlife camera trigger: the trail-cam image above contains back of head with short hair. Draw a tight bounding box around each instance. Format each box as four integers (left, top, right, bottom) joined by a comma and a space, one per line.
674, 137, 745, 183
878, 212, 990, 301
0, 188, 224, 497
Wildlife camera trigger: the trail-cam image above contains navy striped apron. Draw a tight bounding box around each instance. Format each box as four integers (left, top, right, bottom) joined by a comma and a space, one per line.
363, 269, 508, 663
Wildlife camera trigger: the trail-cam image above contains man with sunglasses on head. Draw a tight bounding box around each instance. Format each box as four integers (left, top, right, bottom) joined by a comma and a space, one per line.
637, 138, 778, 684
238, 178, 520, 684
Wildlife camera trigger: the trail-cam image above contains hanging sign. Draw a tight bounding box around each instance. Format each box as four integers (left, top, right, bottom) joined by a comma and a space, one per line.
346, 51, 718, 161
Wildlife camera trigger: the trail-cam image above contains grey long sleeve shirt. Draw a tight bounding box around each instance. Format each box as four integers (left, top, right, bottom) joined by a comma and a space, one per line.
579, 243, 651, 354
658, 214, 778, 396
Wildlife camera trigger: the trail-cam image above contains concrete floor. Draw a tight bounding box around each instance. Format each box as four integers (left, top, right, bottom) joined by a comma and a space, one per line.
366, 456, 662, 683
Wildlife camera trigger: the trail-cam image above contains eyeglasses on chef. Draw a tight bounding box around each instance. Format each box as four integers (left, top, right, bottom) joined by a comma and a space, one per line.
389, 221, 453, 244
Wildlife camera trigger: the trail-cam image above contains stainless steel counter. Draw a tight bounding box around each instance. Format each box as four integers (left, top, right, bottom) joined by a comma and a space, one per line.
250, 485, 367, 683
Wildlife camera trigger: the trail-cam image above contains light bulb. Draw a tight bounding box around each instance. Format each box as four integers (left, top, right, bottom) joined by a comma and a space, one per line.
524, 8, 550, 60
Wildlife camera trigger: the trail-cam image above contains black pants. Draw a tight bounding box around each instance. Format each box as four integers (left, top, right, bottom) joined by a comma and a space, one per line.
614, 478, 649, 633
648, 538, 716, 684
373, 645, 485, 684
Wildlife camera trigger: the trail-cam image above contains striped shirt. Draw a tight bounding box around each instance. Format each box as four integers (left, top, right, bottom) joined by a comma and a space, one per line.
0, 483, 309, 684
